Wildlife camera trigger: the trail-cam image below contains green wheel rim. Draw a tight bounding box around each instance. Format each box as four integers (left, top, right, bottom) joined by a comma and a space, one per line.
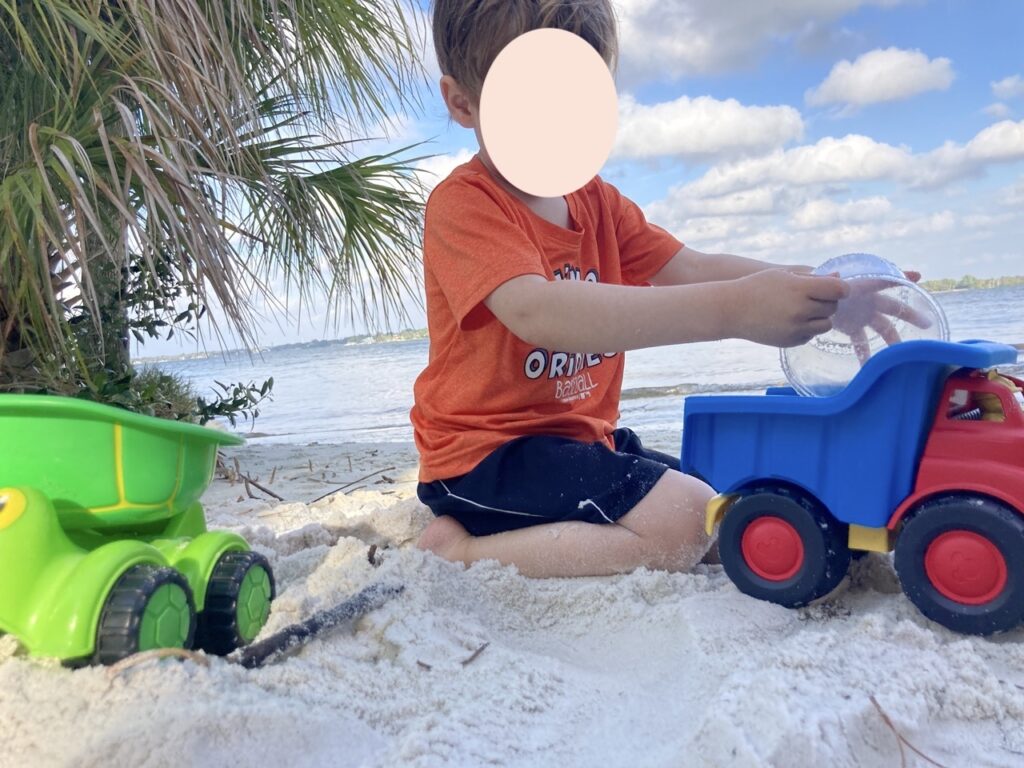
235, 566, 273, 643
138, 583, 192, 651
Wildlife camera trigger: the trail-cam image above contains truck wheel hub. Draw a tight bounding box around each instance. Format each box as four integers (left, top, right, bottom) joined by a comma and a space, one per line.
741, 516, 805, 581
925, 530, 1007, 605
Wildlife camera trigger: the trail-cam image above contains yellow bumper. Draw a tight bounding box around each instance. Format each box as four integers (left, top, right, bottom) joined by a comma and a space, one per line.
705, 493, 739, 536
848, 523, 892, 553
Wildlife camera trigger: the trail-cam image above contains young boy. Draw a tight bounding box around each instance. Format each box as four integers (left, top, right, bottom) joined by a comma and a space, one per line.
411, 0, 849, 578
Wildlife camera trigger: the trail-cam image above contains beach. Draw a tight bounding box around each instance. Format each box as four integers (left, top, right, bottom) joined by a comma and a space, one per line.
4, 440, 1024, 767
6, 0, 1024, 762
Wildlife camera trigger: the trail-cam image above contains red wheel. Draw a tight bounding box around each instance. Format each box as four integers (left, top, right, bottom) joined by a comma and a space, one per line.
719, 485, 850, 608
895, 495, 1024, 634
740, 516, 805, 581
924, 530, 1007, 605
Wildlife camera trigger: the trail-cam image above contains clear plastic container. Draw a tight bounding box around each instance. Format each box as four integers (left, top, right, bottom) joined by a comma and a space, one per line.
781, 253, 950, 397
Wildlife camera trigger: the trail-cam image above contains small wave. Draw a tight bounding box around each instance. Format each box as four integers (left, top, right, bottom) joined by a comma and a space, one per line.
335, 421, 412, 434
620, 380, 785, 400
135, 351, 211, 365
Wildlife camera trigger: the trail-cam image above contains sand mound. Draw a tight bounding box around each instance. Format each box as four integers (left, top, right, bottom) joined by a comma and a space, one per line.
4, 444, 1024, 767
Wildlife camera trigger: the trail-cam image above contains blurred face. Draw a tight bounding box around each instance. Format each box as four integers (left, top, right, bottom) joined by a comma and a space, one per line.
441, 29, 618, 199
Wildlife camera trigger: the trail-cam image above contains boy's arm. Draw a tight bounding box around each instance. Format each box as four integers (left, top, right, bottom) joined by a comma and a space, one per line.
649, 246, 811, 286
653, 246, 923, 286
483, 270, 848, 354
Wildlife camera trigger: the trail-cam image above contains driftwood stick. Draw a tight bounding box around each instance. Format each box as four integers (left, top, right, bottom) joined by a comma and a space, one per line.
236, 583, 403, 668
245, 475, 284, 501
869, 695, 949, 768
460, 642, 490, 667
309, 466, 397, 504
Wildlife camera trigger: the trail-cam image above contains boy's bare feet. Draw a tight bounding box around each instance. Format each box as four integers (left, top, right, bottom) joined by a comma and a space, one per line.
416, 515, 472, 562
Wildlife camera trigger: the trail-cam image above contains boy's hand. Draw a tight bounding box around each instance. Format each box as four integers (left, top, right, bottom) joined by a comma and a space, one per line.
730, 269, 850, 347
832, 270, 931, 363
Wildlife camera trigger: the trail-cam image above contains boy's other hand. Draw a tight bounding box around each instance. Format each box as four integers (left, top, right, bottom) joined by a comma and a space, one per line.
832, 268, 930, 363
731, 269, 849, 347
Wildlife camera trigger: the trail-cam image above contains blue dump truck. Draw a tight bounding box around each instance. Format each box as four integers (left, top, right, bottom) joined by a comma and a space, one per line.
682, 339, 1024, 635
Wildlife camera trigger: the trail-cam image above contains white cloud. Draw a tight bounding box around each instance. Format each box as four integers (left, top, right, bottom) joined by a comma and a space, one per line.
615, 0, 915, 82
643, 173, 955, 253
992, 74, 1024, 101
651, 202, 957, 268
365, 112, 422, 144
666, 215, 747, 244
674, 120, 1024, 198
639, 171, 1024, 279
962, 120, 1024, 161
960, 211, 1019, 229
684, 134, 914, 197
635, 129, 1022, 277
997, 179, 1024, 207
806, 48, 954, 108
684, 188, 780, 217
613, 94, 803, 160
789, 196, 893, 229
912, 119, 1024, 187
415, 148, 475, 193
646, 186, 783, 226
984, 103, 1012, 119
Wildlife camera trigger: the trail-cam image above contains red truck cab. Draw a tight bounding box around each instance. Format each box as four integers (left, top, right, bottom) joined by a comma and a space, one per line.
891, 370, 1024, 527
884, 370, 1024, 629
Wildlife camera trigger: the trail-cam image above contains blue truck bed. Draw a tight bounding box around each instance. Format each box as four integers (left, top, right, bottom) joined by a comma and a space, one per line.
680, 340, 1019, 528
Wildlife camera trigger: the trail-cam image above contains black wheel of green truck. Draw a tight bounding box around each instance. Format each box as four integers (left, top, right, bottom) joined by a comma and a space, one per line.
93, 564, 196, 665
719, 485, 851, 608
195, 550, 276, 655
894, 495, 1024, 635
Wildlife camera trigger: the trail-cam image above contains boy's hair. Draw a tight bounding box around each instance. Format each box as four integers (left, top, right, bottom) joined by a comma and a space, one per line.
431, 0, 618, 103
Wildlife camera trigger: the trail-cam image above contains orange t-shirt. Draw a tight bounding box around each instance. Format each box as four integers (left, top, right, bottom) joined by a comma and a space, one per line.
411, 155, 683, 482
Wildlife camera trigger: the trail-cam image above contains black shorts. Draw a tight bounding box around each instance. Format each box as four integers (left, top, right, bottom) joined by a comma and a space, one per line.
417, 428, 679, 536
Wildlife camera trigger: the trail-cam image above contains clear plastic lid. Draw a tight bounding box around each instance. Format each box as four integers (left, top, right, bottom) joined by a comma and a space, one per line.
780, 253, 950, 397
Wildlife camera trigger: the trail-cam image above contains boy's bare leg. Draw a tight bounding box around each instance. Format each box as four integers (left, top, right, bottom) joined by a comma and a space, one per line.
416, 470, 716, 577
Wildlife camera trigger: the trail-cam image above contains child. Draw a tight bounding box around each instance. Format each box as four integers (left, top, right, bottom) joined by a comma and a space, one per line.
411, 0, 849, 578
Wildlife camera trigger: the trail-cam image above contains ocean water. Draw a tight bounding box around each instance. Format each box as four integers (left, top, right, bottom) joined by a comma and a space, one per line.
161, 286, 1024, 453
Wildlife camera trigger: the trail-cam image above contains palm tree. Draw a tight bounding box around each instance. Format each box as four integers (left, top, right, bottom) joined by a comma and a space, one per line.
1, 0, 427, 398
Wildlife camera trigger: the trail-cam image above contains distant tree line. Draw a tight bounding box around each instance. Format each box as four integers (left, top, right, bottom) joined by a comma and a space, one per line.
921, 275, 1024, 292
344, 328, 429, 344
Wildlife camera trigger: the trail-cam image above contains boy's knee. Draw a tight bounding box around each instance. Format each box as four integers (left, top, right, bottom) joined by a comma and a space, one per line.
660, 469, 715, 519
621, 470, 714, 541
647, 473, 716, 570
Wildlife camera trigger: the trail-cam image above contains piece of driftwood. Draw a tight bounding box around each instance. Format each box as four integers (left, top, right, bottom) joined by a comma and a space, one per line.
235, 583, 404, 669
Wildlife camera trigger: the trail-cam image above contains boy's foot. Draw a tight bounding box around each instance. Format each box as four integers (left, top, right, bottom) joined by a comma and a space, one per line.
416, 515, 472, 562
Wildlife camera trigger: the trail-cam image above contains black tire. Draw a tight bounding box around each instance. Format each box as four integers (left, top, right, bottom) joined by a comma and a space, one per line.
894, 495, 1024, 635
93, 564, 196, 665
719, 485, 851, 608
194, 550, 276, 656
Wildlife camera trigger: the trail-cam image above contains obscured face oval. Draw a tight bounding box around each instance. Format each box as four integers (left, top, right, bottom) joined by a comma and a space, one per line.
480, 28, 618, 198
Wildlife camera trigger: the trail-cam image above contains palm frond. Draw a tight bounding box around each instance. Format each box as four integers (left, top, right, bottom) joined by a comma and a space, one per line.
0, 0, 430, 391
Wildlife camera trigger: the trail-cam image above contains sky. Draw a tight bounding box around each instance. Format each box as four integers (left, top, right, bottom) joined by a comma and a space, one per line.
147, 0, 1024, 355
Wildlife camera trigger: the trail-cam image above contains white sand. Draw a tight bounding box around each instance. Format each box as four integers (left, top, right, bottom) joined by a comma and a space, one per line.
4, 441, 1024, 768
